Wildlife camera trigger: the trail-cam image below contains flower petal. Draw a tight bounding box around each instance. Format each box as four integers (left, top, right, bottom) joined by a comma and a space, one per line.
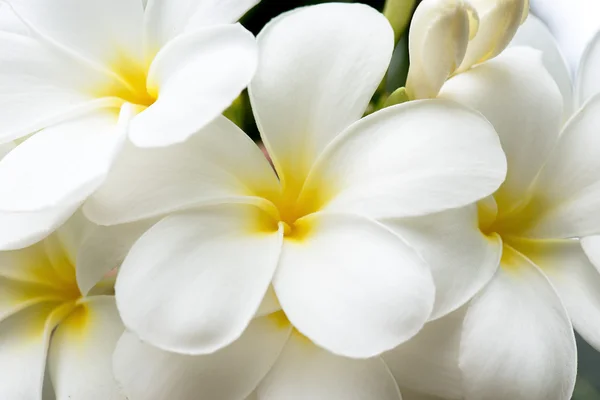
383, 307, 466, 400
509, 94, 600, 238
114, 313, 291, 400
144, 0, 259, 50
382, 205, 501, 320
249, 3, 393, 190
130, 25, 258, 147
405, 0, 476, 99
0, 106, 132, 212
76, 219, 157, 296
400, 388, 449, 400
274, 212, 434, 358
511, 237, 600, 352
47, 296, 125, 400
440, 47, 562, 216
257, 330, 401, 400
459, 245, 577, 400
84, 115, 279, 225
0, 4, 28, 34
301, 99, 506, 219
0, 32, 118, 143
5, 0, 144, 68
511, 14, 573, 121
576, 30, 600, 107
116, 204, 283, 354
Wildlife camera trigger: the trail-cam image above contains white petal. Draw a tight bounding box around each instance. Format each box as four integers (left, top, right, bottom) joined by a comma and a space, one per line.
76, 219, 157, 296
5, 0, 144, 68
84, 115, 279, 225
405, 0, 476, 99
144, 0, 259, 50
130, 25, 258, 147
301, 99, 506, 219
0, 302, 70, 400
48, 297, 125, 400
511, 94, 600, 238
399, 388, 449, 400
459, 245, 576, 400
114, 313, 291, 400
458, 0, 527, 71
0, 4, 28, 34
0, 106, 132, 212
258, 331, 401, 400
512, 237, 600, 352
440, 47, 562, 216
116, 204, 283, 354
274, 212, 434, 358
0, 32, 118, 143
384, 308, 466, 400
576, 30, 600, 107
249, 3, 393, 189
511, 14, 573, 120
383, 205, 501, 320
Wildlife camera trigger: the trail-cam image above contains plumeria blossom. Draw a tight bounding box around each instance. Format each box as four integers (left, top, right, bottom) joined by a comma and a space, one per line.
0, 211, 127, 400
387, 11, 600, 400
83, 2, 506, 361
0, 0, 258, 249
113, 312, 406, 400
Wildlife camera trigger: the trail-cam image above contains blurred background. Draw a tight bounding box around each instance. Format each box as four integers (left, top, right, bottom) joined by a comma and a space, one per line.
236, 1, 600, 399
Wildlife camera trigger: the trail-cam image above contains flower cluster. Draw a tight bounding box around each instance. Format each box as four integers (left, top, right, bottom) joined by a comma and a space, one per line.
0, 0, 599, 399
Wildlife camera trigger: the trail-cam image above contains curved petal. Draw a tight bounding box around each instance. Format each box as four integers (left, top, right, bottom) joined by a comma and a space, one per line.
249, 3, 393, 191
0, 32, 118, 143
382, 206, 502, 320
84, 115, 279, 225
47, 296, 125, 400
440, 46, 562, 216
0, 4, 27, 34
459, 245, 577, 400
405, 0, 476, 99
400, 388, 449, 400
511, 14, 573, 120
511, 237, 600, 352
509, 94, 600, 238
0, 302, 70, 400
130, 25, 258, 147
114, 313, 291, 400
258, 330, 401, 400
458, 0, 527, 71
300, 99, 506, 220
274, 212, 434, 359
116, 204, 283, 355
576, 29, 600, 108
383, 307, 466, 400
5, 0, 144, 69
76, 219, 157, 296
144, 0, 259, 50
0, 106, 131, 212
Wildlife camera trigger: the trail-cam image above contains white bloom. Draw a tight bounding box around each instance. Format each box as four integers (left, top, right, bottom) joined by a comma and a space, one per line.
0, 0, 258, 249
0, 212, 126, 400
389, 13, 600, 400
84, 2, 506, 359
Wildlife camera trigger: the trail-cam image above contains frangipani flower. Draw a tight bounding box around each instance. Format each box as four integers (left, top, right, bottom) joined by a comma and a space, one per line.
0, 212, 126, 399
113, 313, 405, 400
0, 0, 258, 249
389, 15, 600, 400
84, 3, 506, 359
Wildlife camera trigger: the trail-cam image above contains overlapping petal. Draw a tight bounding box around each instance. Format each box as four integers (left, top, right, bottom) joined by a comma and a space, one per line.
300, 100, 506, 220
273, 212, 434, 358
258, 330, 402, 400
114, 314, 291, 400
576, 30, 600, 107
249, 3, 393, 190
459, 245, 576, 400
116, 204, 283, 354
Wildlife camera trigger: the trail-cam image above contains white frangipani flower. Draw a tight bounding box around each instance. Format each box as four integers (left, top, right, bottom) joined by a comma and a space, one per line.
84, 3, 506, 359
0, 212, 126, 400
0, 0, 258, 249
389, 13, 600, 400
